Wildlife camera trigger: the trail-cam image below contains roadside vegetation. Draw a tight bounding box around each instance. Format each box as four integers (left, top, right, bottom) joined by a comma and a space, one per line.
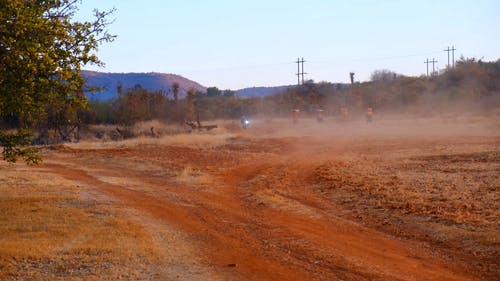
87, 57, 500, 125
3, 51, 499, 163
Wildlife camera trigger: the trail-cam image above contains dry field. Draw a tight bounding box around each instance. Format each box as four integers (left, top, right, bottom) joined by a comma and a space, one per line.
1, 116, 499, 280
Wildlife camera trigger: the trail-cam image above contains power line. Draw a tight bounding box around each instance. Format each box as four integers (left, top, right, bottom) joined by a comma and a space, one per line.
174, 48, 459, 83
177, 49, 446, 75
309, 50, 443, 64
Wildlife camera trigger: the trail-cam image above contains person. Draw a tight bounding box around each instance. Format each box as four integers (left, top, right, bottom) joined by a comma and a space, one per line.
316, 109, 324, 123
340, 107, 349, 121
366, 107, 373, 123
241, 115, 249, 129
292, 109, 300, 124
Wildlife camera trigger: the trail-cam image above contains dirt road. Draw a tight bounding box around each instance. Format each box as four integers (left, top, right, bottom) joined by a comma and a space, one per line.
22, 118, 494, 280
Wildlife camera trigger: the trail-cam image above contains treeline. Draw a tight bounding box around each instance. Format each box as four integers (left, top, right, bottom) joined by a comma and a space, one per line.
353, 57, 500, 115
266, 57, 500, 117
87, 84, 255, 125
86, 57, 499, 125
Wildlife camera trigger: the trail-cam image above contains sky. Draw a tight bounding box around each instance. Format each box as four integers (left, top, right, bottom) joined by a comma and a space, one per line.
75, 0, 500, 90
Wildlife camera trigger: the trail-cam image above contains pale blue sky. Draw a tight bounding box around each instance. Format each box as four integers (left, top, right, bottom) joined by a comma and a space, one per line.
76, 0, 500, 90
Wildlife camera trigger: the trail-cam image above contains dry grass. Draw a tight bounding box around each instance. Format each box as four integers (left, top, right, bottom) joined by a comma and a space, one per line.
175, 166, 214, 187
310, 147, 500, 274
68, 119, 240, 150
55, 118, 247, 150
65, 130, 236, 150
132, 120, 176, 136
82, 120, 185, 142
87, 119, 238, 139
0, 165, 160, 280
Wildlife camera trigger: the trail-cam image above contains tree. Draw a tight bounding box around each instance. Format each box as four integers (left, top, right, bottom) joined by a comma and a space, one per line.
222, 89, 235, 98
115, 85, 152, 126
0, 0, 115, 163
370, 69, 401, 83
206, 87, 222, 97
185, 89, 198, 122
172, 82, 180, 104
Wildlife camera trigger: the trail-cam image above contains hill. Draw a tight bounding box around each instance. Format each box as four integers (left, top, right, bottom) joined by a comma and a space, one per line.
82, 70, 207, 100
235, 85, 294, 98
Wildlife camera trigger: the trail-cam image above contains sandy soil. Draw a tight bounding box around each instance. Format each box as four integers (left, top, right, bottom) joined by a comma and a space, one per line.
1, 116, 499, 280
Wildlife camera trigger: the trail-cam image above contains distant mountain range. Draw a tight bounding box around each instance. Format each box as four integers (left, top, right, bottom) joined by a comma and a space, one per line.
234, 85, 294, 98
82, 70, 294, 100
82, 70, 207, 100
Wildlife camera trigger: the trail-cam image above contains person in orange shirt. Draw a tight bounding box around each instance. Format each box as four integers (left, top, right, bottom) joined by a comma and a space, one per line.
316, 109, 324, 123
292, 109, 300, 124
366, 107, 373, 123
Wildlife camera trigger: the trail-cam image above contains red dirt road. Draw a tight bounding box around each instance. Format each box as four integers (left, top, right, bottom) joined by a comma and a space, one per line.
39, 118, 499, 280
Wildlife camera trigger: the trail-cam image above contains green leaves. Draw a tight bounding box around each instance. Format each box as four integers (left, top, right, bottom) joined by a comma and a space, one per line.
0, 130, 41, 165
0, 0, 115, 163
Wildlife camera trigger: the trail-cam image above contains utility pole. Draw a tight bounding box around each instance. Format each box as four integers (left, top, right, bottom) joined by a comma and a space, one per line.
296, 58, 300, 86
295, 57, 306, 86
451, 45, 456, 67
424, 58, 430, 76
444, 46, 450, 68
300, 57, 306, 84
431, 58, 438, 76
444, 45, 457, 68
